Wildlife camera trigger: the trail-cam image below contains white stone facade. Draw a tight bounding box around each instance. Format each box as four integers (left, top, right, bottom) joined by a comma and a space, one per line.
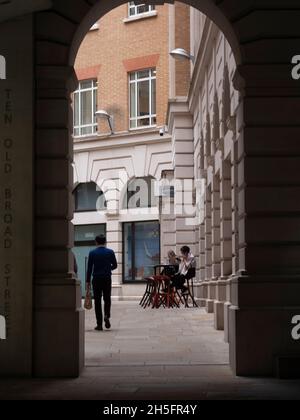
73, 129, 173, 298
166, 10, 240, 336
73, 8, 239, 314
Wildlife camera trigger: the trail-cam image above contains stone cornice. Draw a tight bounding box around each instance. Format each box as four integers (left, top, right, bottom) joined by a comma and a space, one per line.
166, 97, 191, 133
188, 20, 219, 114
73, 128, 172, 153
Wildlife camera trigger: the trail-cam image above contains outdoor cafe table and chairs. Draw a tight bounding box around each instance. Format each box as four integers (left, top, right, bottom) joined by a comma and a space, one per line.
139, 265, 198, 309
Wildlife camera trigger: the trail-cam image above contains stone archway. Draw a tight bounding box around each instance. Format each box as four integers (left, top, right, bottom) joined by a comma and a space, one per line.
1, 0, 300, 378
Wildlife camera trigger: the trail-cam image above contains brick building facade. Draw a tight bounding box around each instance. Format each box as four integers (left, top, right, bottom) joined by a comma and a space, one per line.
74, 3, 170, 133
72, 2, 191, 298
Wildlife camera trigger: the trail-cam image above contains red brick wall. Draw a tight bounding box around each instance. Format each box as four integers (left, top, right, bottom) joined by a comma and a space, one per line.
175, 2, 191, 97
74, 4, 170, 133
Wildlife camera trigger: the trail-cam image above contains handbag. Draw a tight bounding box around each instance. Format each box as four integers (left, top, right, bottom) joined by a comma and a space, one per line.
84, 289, 93, 310
163, 265, 177, 277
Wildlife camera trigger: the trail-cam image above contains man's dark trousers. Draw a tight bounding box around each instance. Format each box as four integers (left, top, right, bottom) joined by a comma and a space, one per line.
92, 277, 112, 327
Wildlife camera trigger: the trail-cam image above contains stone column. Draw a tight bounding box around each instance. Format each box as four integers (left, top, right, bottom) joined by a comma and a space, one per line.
199, 224, 206, 280
211, 175, 221, 279
204, 186, 214, 312
231, 141, 239, 275
220, 160, 232, 277
229, 63, 300, 376
197, 222, 206, 305
106, 218, 122, 297
33, 55, 84, 376
215, 160, 232, 331
224, 141, 237, 342
208, 174, 220, 319
160, 171, 176, 259
168, 100, 196, 257
194, 225, 200, 281
97, 176, 123, 297
175, 178, 196, 256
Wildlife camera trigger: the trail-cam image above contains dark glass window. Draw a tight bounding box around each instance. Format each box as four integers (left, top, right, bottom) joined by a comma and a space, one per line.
123, 221, 160, 282
74, 182, 106, 212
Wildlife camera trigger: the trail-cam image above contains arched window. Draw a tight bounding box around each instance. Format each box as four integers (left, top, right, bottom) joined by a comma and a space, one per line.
123, 177, 157, 209
74, 182, 106, 212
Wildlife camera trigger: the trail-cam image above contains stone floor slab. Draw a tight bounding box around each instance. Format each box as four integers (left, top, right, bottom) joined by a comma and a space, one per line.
0, 302, 300, 400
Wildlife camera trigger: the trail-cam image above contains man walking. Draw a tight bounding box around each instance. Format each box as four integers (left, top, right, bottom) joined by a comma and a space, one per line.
86, 235, 118, 331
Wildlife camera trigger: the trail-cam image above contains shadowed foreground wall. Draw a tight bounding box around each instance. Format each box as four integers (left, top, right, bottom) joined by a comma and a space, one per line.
0, 0, 300, 378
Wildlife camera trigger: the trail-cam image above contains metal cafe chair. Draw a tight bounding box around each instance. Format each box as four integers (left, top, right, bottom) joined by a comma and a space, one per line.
178, 267, 198, 308
156, 276, 180, 309
152, 265, 180, 309
139, 269, 168, 309
140, 265, 180, 309
139, 276, 157, 308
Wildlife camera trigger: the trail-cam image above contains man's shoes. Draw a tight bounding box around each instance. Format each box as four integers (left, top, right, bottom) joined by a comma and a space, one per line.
95, 325, 103, 331
104, 317, 111, 330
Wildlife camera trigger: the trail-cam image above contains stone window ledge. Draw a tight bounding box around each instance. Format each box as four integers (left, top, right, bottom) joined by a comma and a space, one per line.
123, 11, 158, 24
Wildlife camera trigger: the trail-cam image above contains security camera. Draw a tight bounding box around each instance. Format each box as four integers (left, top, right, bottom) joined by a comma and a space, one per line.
159, 126, 168, 137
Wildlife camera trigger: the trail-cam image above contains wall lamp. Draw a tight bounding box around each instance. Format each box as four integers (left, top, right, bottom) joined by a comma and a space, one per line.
170, 48, 195, 63
95, 110, 114, 135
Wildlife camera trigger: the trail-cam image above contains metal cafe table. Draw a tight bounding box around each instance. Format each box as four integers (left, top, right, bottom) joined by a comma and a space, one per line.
139, 265, 181, 309
139, 264, 198, 309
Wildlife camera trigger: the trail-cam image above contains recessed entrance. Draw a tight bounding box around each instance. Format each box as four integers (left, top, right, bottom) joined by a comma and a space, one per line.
70, 0, 237, 374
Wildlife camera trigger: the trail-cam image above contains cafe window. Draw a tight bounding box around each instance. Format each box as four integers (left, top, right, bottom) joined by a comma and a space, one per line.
123, 221, 160, 282
74, 182, 107, 212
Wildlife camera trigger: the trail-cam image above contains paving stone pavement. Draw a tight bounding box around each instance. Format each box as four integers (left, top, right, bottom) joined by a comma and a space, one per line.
1, 301, 300, 400
85, 301, 229, 366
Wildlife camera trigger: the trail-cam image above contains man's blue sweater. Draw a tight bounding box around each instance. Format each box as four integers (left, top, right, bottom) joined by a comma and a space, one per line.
87, 246, 118, 282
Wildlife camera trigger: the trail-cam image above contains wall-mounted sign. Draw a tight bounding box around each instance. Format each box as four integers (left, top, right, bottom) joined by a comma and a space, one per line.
292, 55, 300, 80
0, 55, 6, 79
0, 315, 6, 340
292, 315, 300, 341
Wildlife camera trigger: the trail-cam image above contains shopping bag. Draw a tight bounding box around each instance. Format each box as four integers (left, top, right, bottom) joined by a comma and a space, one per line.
84, 290, 93, 310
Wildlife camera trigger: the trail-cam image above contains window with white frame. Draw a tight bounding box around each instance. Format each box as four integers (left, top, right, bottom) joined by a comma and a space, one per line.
129, 68, 156, 129
73, 80, 98, 137
128, 2, 155, 17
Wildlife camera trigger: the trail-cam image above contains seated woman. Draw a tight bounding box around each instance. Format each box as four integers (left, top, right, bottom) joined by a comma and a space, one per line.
162, 250, 181, 277
171, 246, 196, 292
